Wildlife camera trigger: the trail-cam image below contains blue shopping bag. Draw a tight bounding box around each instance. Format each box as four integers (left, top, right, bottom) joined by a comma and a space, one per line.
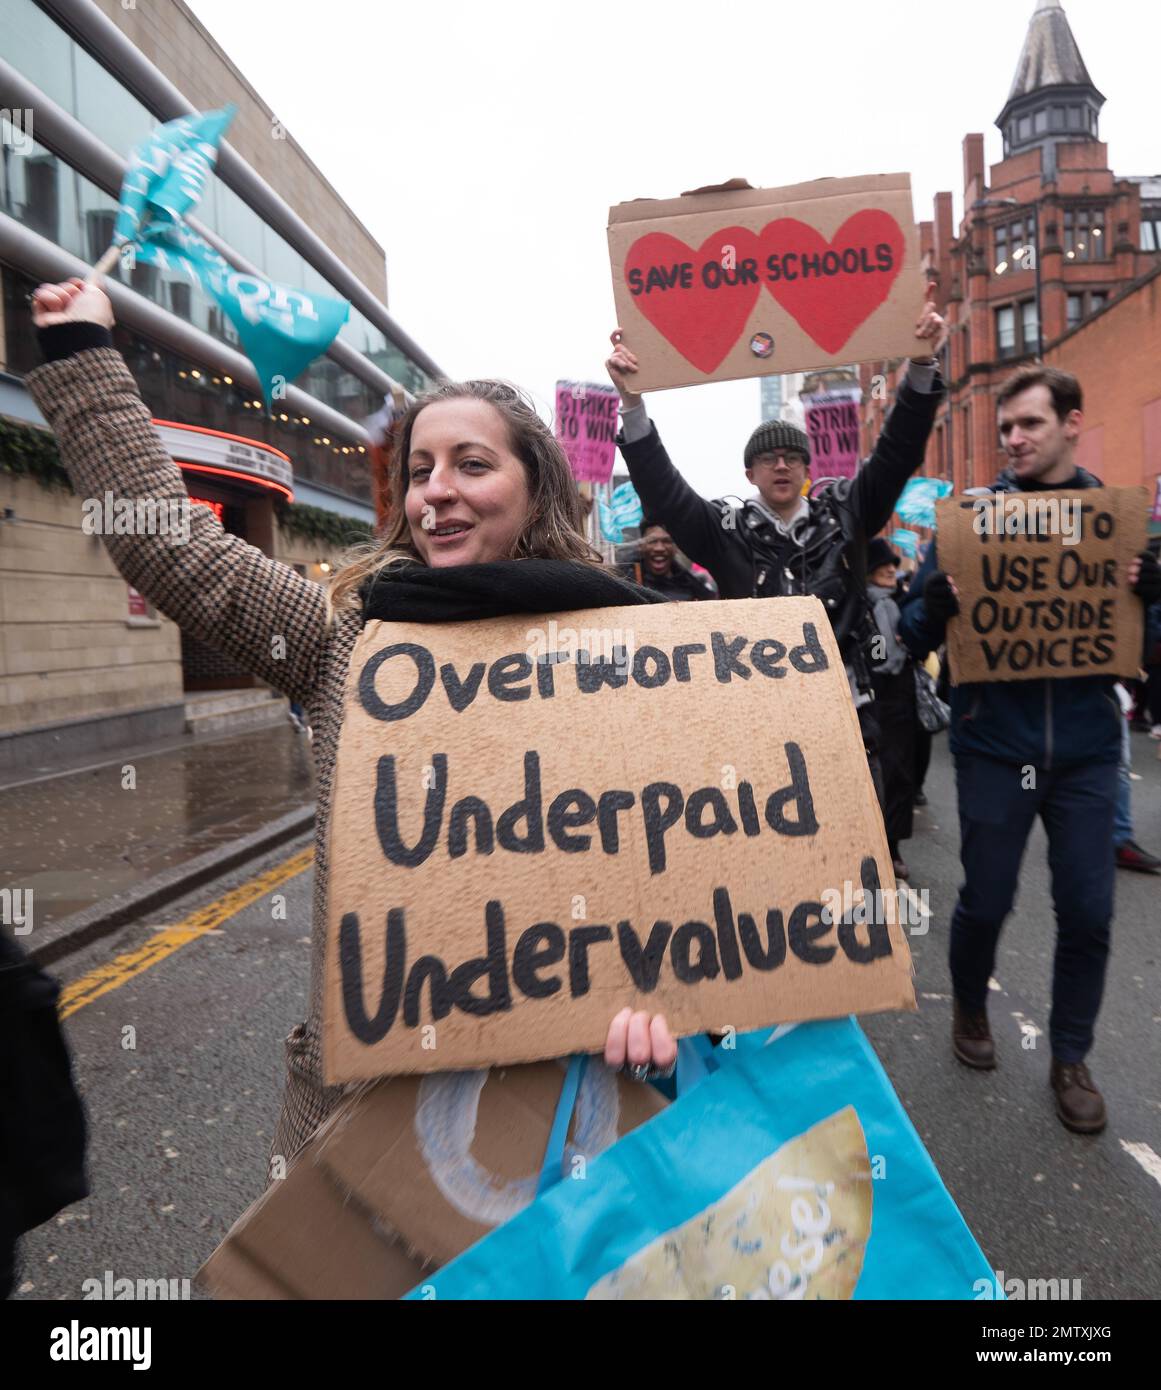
404, 1018, 995, 1300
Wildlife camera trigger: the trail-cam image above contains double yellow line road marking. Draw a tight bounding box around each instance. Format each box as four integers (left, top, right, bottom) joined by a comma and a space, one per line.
58, 846, 314, 1020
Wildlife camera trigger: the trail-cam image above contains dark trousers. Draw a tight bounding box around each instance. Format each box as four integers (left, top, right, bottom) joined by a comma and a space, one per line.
871, 666, 917, 852
858, 702, 886, 820
1146, 665, 1161, 725
1, 1234, 15, 1300
914, 723, 932, 793
950, 755, 1117, 1063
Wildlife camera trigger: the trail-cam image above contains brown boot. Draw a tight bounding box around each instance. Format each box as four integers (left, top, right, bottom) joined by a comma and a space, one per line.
1050, 1060, 1107, 1134
952, 998, 995, 1069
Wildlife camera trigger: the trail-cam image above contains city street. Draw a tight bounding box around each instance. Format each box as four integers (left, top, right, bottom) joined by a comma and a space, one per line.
9, 731, 1160, 1302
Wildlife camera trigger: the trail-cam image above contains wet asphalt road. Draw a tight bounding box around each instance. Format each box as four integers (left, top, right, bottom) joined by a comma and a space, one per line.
0, 721, 315, 926
9, 736, 1161, 1302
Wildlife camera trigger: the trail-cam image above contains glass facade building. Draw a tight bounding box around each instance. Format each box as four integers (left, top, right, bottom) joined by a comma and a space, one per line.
0, 0, 448, 758
2, 0, 439, 514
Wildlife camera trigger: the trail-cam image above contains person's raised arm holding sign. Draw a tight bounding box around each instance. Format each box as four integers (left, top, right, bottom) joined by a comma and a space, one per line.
606, 285, 947, 797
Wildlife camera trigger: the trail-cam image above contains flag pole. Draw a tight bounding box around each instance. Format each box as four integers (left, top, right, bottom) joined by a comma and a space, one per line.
87, 244, 121, 284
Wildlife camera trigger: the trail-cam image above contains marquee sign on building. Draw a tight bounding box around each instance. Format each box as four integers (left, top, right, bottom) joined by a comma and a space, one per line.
153, 420, 295, 501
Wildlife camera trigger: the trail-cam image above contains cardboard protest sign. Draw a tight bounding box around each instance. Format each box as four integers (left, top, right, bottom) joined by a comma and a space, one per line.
198, 1059, 667, 1299
936, 488, 1148, 684
804, 386, 862, 482
555, 381, 620, 484
607, 174, 922, 393
322, 597, 915, 1083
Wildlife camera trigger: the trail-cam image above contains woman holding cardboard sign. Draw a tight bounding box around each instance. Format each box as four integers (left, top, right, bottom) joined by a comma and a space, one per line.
25, 278, 680, 1183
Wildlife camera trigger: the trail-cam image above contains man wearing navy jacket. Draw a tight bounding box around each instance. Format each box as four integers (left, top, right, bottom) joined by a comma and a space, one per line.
899, 364, 1161, 1134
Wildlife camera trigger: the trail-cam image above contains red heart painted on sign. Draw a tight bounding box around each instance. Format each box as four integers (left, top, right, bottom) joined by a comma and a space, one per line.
623, 227, 763, 373
758, 210, 905, 354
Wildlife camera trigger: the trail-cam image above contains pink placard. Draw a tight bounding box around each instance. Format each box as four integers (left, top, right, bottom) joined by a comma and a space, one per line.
804, 387, 861, 482
555, 380, 620, 484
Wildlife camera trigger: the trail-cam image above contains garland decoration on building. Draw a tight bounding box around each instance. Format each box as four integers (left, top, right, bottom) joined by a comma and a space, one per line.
0, 418, 75, 493
2, 417, 374, 551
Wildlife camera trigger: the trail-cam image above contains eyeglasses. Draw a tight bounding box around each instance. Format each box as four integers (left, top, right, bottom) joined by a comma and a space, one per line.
750, 453, 806, 470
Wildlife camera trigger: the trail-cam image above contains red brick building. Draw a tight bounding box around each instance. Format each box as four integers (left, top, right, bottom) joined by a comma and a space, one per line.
1045, 262, 1161, 535
861, 0, 1161, 500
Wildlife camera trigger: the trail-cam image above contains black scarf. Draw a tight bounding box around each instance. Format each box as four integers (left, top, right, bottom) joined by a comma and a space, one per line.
360, 559, 668, 625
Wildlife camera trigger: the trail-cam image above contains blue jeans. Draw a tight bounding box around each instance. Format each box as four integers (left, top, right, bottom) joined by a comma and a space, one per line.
1114, 715, 1133, 848
950, 755, 1117, 1063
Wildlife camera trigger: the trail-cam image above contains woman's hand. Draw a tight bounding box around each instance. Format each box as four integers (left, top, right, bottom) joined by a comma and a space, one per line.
31, 277, 114, 330
605, 328, 643, 411
604, 1007, 677, 1081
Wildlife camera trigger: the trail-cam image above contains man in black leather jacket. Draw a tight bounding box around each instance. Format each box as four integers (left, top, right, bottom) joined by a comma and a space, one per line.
605, 287, 948, 790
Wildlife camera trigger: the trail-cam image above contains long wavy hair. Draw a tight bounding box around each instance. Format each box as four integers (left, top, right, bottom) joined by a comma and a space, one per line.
325, 380, 603, 624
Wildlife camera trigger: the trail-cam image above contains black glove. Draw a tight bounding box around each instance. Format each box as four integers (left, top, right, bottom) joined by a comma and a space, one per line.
1131, 550, 1161, 606
924, 571, 960, 623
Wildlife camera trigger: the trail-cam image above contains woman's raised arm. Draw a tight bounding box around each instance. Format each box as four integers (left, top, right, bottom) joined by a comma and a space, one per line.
26, 279, 331, 706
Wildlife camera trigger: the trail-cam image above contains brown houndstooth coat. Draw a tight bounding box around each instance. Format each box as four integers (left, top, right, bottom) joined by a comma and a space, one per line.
28, 347, 365, 1170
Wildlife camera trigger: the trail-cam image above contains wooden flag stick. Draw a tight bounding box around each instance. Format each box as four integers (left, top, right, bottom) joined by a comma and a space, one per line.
87, 244, 121, 284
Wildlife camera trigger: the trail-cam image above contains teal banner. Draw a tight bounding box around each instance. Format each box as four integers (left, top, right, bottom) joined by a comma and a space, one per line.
114, 106, 235, 246
896, 476, 953, 530
598, 479, 643, 543
132, 220, 349, 404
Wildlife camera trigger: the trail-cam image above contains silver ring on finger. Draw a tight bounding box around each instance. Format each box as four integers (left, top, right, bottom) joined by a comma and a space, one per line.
625, 1061, 651, 1084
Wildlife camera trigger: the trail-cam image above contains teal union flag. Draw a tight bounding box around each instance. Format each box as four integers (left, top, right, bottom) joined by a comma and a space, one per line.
114, 106, 236, 246
598, 480, 644, 544
131, 219, 349, 404
108, 105, 348, 402
895, 477, 953, 530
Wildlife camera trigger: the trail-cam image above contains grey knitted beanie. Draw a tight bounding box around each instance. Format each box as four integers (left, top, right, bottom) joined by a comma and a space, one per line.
744, 420, 811, 469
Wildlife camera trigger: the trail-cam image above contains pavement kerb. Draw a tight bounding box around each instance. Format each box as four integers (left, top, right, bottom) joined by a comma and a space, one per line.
27, 804, 317, 970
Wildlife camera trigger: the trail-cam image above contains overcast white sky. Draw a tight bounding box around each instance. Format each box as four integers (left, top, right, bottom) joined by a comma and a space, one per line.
186, 0, 1158, 499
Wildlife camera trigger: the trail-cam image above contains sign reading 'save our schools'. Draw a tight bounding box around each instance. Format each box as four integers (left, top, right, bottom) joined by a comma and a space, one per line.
323, 599, 915, 1081
607, 174, 923, 393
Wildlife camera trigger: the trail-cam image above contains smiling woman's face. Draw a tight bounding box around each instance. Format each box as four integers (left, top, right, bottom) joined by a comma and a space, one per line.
403, 399, 532, 567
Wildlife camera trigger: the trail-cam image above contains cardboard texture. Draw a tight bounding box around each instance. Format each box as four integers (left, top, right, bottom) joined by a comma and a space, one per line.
198, 1060, 666, 1299
607, 174, 922, 392
936, 488, 1148, 684
323, 596, 915, 1083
